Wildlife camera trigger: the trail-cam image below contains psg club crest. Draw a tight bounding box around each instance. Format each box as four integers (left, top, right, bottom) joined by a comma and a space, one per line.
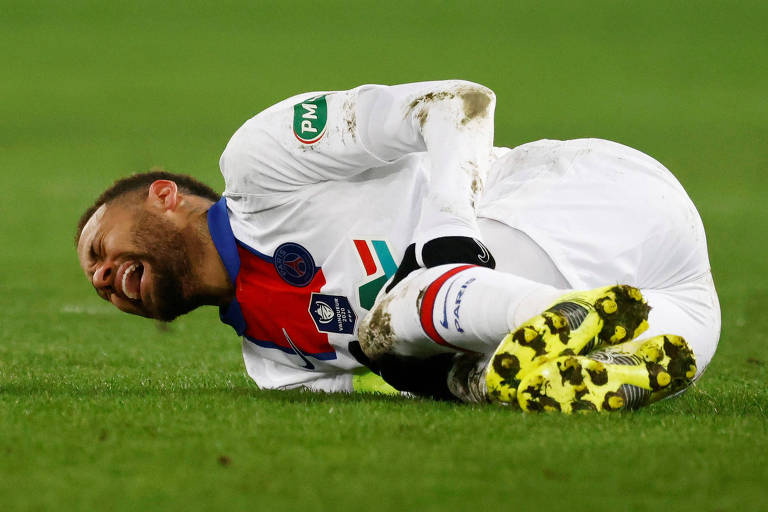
273, 242, 316, 287
308, 293, 357, 335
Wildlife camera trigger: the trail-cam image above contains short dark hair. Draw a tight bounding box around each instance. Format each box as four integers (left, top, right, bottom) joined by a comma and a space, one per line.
75, 170, 221, 245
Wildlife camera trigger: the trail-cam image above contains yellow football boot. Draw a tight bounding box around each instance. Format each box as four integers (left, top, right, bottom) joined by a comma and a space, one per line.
485, 285, 650, 404
515, 334, 697, 413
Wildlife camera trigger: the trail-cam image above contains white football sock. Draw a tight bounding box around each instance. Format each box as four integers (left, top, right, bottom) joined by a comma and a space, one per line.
370, 264, 565, 358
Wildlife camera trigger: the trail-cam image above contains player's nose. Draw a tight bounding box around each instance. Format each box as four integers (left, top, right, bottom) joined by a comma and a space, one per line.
92, 261, 115, 290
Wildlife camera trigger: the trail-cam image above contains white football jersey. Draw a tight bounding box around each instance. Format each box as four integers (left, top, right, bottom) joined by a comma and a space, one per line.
208, 81, 496, 392
207, 81, 717, 391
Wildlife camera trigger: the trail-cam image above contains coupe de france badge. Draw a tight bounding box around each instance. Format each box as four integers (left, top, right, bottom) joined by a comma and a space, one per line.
274, 242, 316, 287
309, 293, 357, 335
293, 95, 327, 144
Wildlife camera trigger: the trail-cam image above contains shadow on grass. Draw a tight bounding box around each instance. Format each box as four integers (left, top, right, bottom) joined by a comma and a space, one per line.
0, 375, 418, 406
2, 373, 765, 418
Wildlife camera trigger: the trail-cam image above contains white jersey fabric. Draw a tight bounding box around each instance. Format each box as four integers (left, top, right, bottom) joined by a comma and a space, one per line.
479, 139, 720, 377
209, 81, 719, 392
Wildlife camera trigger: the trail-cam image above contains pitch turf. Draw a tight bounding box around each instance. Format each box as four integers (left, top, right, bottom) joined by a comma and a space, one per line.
1, 1, 767, 510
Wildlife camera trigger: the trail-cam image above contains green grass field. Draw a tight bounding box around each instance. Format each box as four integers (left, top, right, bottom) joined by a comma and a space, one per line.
2, 1, 767, 510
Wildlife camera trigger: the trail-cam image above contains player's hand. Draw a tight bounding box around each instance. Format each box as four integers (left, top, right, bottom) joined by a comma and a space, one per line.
348, 341, 459, 401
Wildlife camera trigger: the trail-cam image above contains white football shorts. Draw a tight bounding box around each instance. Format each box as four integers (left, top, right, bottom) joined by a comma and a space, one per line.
477, 138, 720, 377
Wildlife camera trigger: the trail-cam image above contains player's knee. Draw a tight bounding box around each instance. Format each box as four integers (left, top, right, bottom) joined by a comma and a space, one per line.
358, 265, 462, 360
358, 294, 397, 360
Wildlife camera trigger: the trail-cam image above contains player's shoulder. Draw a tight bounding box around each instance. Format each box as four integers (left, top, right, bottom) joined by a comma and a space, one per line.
220, 84, 384, 166
218, 85, 371, 198
221, 88, 352, 157
226, 91, 327, 141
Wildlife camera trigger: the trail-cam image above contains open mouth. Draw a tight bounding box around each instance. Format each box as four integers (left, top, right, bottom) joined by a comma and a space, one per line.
120, 261, 145, 301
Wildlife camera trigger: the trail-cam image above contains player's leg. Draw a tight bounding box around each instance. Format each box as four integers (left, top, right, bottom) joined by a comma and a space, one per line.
513, 276, 719, 412
484, 276, 713, 411
514, 334, 698, 412
355, 206, 660, 404
353, 212, 575, 401
356, 261, 653, 404
358, 263, 565, 359
359, 218, 649, 360
358, 139, 717, 409
511, 275, 719, 412
478, 139, 716, 410
477, 218, 570, 289
483, 283, 652, 403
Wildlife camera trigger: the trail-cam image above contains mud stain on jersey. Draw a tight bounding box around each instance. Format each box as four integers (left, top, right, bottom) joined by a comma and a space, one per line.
406, 86, 491, 129
415, 109, 428, 129
359, 295, 395, 359
465, 160, 481, 190
343, 96, 357, 141
471, 175, 482, 195
471, 176, 482, 208
407, 91, 455, 129
462, 160, 482, 207
408, 91, 455, 111
460, 90, 491, 125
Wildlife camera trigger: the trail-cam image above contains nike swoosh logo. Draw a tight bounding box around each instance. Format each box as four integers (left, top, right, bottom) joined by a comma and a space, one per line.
283, 328, 315, 370
475, 239, 490, 263
440, 279, 458, 329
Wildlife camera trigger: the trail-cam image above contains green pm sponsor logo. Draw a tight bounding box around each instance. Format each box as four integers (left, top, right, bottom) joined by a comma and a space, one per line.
293, 95, 327, 144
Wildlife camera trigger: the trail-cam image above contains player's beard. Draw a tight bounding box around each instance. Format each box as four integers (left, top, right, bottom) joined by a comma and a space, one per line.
131, 210, 207, 322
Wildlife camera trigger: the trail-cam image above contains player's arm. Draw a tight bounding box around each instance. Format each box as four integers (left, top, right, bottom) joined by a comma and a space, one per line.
357, 81, 496, 250
220, 81, 497, 268
219, 81, 495, 214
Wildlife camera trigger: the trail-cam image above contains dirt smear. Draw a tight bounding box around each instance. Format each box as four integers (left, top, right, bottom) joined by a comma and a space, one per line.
460, 90, 491, 125
416, 287, 427, 314
359, 296, 395, 359
407, 91, 455, 129
415, 109, 428, 129
408, 91, 455, 112
465, 160, 482, 206
406, 86, 491, 128
471, 175, 482, 197
343, 96, 357, 139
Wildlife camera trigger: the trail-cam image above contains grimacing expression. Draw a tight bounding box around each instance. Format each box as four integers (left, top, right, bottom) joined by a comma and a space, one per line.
78, 203, 201, 322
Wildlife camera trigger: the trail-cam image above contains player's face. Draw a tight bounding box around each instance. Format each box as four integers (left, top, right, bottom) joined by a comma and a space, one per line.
77, 203, 199, 322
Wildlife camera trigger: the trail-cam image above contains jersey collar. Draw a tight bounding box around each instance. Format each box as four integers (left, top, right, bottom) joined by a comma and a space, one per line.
207, 198, 247, 335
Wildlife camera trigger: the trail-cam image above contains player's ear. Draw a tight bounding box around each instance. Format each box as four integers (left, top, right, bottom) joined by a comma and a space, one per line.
147, 180, 180, 211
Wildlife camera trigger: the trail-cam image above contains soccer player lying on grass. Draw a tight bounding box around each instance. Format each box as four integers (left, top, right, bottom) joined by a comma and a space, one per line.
75, 80, 720, 412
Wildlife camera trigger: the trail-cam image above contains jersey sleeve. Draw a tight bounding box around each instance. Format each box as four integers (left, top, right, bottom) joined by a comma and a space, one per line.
219, 80, 496, 217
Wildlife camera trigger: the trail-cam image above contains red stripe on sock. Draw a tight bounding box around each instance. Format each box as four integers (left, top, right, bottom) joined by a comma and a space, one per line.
354, 239, 377, 276
419, 264, 477, 352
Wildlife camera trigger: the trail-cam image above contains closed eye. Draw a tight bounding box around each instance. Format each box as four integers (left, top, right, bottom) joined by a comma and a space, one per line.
90, 235, 104, 263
